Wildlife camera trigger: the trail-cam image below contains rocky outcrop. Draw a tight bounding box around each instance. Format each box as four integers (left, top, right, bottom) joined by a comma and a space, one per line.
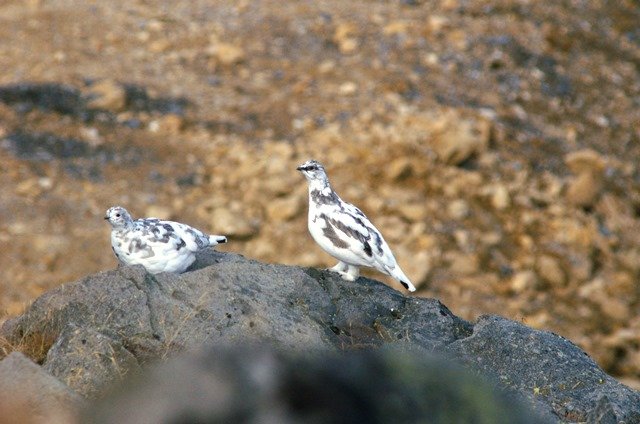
1, 251, 639, 422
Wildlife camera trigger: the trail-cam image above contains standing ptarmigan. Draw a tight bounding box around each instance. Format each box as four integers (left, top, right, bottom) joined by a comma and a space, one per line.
297, 160, 417, 292
104, 206, 227, 274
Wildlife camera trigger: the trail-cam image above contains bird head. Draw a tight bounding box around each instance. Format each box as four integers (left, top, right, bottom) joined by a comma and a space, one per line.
104, 206, 133, 229
296, 159, 328, 183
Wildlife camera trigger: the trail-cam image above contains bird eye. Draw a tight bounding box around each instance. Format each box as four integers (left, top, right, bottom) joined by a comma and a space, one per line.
116, 213, 120, 217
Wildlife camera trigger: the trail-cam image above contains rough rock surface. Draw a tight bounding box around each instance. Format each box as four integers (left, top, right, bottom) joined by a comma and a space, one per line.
448, 316, 640, 422
1, 252, 639, 422
43, 324, 141, 398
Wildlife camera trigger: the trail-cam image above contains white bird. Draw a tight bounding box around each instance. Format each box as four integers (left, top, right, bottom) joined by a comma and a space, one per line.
104, 206, 227, 274
297, 160, 416, 292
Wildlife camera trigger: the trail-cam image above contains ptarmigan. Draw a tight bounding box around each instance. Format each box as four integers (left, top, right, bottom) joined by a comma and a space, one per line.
104, 206, 227, 274
297, 160, 416, 292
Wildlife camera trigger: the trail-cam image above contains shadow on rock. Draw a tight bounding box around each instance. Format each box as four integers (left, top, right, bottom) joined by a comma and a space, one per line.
0, 81, 189, 122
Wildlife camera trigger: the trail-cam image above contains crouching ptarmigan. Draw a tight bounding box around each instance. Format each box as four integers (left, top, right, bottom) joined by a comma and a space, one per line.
297, 160, 416, 292
104, 206, 227, 274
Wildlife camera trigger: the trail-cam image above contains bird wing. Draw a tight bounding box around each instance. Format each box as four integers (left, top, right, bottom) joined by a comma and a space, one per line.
129, 219, 203, 253
328, 202, 399, 270
159, 220, 211, 252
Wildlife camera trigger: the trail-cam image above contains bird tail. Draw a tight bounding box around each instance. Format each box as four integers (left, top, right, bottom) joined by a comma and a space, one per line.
208, 235, 227, 245
387, 265, 416, 292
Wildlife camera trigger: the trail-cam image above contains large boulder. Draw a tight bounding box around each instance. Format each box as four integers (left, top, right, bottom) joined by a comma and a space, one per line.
1, 251, 638, 422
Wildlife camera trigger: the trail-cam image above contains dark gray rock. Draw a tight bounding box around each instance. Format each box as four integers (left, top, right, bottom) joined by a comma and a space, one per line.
1, 265, 158, 363
1, 251, 639, 422
0, 352, 84, 423
43, 324, 141, 398
447, 315, 640, 423
86, 346, 547, 424
587, 396, 619, 424
1, 251, 469, 364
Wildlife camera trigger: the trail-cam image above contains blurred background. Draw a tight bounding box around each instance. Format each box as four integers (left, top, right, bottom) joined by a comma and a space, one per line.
0, 0, 638, 388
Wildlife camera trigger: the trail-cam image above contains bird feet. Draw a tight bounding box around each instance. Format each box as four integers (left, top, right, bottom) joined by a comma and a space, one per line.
327, 262, 359, 281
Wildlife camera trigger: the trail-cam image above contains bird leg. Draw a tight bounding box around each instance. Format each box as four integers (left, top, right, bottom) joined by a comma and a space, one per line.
328, 261, 359, 281
329, 261, 349, 273
328, 263, 360, 281
344, 265, 360, 281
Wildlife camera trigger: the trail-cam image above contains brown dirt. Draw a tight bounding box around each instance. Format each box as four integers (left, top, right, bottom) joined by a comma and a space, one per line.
0, 0, 639, 388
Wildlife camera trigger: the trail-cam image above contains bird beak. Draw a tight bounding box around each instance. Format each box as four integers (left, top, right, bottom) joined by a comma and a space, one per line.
296, 166, 305, 171
104, 216, 109, 220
